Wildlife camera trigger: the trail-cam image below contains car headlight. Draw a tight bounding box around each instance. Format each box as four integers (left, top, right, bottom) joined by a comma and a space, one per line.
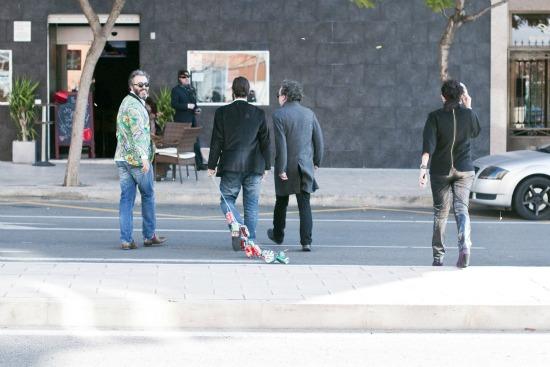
478, 166, 509, 180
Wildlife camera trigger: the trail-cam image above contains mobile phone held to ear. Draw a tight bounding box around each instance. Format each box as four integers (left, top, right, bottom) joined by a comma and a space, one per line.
460, 82, 468, 97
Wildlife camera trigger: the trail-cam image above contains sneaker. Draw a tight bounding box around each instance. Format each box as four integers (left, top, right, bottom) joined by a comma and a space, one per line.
144, 235, 167, 247
121, 240, 137, 250
267, 228, 283, 244
301, 244, 311, 252
456, 251, 470, 268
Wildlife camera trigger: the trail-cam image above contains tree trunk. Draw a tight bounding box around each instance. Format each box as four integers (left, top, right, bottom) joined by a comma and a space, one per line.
63, 35, 106, 186
439, 18, 457, 82
19, 116, 27, 142
63, 0, 126, 186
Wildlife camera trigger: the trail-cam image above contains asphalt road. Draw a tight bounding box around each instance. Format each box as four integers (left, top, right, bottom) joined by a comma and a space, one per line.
0, 199, 549, 266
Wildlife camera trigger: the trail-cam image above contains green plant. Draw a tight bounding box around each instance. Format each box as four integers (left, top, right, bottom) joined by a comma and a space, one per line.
8, 77, 39, 141
154, 87, 175, 130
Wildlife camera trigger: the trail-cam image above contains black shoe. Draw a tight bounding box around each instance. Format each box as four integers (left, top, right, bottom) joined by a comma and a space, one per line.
231, 236, 242, 252
144, 235, 167, 247
302, 244, 311, 252
432, 258, 443, 266
267, 228, 283, 244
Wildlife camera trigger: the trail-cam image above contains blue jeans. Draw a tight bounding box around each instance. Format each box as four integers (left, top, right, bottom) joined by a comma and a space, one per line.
219, 172, 262, 240
116, 161, 157, 244
430, 169, 475, 261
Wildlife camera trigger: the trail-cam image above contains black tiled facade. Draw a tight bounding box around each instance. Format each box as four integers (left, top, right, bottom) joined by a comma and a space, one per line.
0, 0, 491, 167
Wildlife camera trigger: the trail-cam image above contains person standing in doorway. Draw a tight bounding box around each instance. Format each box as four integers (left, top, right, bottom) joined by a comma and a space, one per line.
267, 80, 324, 252
171, 69, 207, 169
419, 79, 480, 268
114, 69, 167, 250
207, 76, 271, 249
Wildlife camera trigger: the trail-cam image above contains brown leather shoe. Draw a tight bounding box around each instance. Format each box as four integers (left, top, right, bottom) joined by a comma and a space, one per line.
121, 240, 137, 250
144, 235, 167, 247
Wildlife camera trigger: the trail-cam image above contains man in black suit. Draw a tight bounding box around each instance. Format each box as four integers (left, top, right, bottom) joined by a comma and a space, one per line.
171, 69, 206, 169
207, 77, 271, 246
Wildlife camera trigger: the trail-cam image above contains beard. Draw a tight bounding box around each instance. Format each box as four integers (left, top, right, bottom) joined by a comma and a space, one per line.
133, 88, 148, 100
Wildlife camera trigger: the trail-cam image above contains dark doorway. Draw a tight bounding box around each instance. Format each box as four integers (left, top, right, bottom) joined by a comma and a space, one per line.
93, 41, 139, 157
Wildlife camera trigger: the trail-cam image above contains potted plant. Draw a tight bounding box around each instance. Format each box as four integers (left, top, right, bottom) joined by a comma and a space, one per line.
154, 87, 175, 131
8, 77, 39, 163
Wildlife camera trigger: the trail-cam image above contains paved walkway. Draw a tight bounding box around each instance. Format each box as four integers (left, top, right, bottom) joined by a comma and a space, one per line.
1, 262, 549, 330
0, 160, 432, 207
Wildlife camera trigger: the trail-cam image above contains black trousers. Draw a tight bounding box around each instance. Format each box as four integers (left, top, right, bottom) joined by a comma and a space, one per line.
272, 191, 312, 246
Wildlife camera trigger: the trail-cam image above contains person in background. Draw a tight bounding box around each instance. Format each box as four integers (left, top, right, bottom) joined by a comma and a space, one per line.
171, 69, 207, 170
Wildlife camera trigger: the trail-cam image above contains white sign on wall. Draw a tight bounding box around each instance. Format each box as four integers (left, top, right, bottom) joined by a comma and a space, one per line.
13, 21, 31, 42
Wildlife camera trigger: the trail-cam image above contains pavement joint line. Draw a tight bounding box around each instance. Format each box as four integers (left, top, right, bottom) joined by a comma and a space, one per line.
0, 199, 435, 218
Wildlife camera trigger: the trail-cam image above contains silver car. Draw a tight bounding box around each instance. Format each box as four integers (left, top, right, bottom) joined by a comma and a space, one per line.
471, 145, 550, 220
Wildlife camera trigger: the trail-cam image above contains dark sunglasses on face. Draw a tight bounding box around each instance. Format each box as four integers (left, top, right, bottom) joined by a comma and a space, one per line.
179, 75, 189, 79
133, 82, 150, 88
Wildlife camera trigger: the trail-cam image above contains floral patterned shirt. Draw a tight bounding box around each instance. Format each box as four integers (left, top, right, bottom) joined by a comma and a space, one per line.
114, 93, 154, 166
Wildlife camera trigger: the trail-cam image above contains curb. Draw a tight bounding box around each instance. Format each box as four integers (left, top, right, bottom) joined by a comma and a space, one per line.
1, 300, 547, 330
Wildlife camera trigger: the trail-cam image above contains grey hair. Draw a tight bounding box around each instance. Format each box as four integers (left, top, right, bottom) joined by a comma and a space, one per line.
279, 79, 303, 102
128, 69, 150, 88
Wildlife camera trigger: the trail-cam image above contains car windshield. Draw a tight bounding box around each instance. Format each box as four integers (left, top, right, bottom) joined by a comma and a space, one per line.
536, 144, 550, 153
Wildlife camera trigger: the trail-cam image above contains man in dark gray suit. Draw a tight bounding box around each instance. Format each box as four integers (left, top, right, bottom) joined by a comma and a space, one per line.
267, 80, 324, 252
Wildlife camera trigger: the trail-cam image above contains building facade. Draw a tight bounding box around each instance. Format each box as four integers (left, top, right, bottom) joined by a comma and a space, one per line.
0, 0, 548, 167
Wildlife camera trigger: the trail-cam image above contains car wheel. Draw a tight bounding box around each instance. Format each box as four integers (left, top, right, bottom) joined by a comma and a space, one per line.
513, 176, 550, 220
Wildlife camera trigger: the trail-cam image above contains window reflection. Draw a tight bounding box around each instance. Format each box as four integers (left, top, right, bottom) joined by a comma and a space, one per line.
511, 14, 550, 48
187, 51, 269, 105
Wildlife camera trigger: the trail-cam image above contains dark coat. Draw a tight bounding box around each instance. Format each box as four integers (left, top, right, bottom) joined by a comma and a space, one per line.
208, 100, 271, 177
171, 84, 197, 125
273, 101, 324, 196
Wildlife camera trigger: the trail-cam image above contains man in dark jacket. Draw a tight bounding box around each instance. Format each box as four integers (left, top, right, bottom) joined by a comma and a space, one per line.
207, 76, 271, 246
267, 80, 324, 252
171, 69, 206, 169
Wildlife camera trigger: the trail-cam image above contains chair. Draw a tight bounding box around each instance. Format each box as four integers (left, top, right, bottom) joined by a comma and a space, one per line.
155, 125, 202, 182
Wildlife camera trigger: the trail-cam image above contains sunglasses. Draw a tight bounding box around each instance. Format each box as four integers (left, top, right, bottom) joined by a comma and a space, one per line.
133, 82, 150, 88
179, 75, 189, 79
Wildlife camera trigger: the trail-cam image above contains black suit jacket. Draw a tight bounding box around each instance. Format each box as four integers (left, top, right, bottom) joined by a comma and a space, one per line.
171, 84, 197, 125
208, 100, 271, 176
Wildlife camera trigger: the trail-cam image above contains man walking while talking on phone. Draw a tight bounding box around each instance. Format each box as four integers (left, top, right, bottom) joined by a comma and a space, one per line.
115, 69, 166, 250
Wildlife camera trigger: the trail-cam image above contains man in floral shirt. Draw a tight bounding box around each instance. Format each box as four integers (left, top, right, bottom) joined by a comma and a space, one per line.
114, 69, 166, 250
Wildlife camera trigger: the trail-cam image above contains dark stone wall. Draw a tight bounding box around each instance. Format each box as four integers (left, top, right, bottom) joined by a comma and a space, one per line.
0, 0, 492, 166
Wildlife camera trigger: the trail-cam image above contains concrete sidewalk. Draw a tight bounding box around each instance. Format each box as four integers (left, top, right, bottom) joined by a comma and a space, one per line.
1, 262, 549, 330
0, 160, 432, 207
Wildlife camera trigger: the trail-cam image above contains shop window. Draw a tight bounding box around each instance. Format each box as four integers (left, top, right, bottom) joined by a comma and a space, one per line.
0, 50, 12, 105
187, 51, 269, 105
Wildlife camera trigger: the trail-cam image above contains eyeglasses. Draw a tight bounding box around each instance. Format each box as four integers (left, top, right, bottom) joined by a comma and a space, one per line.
133, 82, 150, 88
